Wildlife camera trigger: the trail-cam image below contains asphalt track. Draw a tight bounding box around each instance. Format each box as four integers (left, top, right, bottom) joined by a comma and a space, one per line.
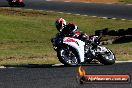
1, 0, 132, 19
0, 62, 131, 88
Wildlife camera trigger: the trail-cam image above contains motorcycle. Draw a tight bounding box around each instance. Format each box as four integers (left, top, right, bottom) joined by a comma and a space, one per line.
51, 33, 116, 66
7, 0, 25, 7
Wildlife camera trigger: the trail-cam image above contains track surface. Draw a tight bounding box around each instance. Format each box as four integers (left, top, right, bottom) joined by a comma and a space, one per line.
1, 0, 132, 19
0, 62, 132, 88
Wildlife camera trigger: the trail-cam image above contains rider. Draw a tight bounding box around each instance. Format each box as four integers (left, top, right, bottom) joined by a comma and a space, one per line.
55, 18, 89, 41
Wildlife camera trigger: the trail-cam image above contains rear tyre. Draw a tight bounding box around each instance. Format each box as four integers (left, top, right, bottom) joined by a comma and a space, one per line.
57, 46, 80, 66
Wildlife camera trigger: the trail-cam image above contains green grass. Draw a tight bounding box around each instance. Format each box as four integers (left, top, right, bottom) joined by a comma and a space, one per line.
107, 42, 132, 61
0, 7, 131, 65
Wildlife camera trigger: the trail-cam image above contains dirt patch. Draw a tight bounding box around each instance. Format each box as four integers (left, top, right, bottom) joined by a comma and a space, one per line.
0, 9, 48, 17
0, 54, 56, 61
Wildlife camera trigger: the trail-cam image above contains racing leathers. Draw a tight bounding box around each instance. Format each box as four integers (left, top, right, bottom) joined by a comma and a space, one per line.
60, 23, 89, 42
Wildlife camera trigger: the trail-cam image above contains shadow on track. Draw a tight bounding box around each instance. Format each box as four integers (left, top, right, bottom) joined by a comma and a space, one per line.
3, 62, 132, 68
3, 63, 104, 68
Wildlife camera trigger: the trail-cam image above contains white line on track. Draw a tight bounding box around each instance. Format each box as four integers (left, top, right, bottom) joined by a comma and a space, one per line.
26, 9, 128, 21
46, 10, 54, 12
75, 14, 81, 16
58, 12, 64, 13
52, 63, 64, 66
101, 17, 108, 19
116, 60, 132, 63
82, 15, 88, 16
111, 18, 117, 20
45, 0, 53, 1
126, 4, 132, 6
83, 2, 91, 4
66, 13, 72, 14
45, 0, 132, 6
121, 19, 126, 20
64, 1, 71, 2
91, 16, 97, 17
0, 66, 6, 68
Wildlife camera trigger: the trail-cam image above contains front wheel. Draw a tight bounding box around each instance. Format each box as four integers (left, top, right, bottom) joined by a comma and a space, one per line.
97, 47, 116, 65
57, 46, 80, 66
9, 2, 14, 7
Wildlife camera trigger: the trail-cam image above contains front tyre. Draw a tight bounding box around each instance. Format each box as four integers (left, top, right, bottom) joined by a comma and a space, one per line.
9, 2, 14, 7
57, 47, 80, 66
97, 47, 116, 65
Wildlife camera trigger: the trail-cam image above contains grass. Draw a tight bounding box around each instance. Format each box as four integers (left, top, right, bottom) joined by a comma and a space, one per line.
107, 42, 132, 61
0, 7, 131, 65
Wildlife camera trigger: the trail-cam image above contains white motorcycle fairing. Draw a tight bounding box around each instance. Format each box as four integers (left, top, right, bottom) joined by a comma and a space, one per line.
63, 37, 85, 63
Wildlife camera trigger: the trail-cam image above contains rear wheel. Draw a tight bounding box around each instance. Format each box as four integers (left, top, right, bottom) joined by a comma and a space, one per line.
57, 46, 80, 66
